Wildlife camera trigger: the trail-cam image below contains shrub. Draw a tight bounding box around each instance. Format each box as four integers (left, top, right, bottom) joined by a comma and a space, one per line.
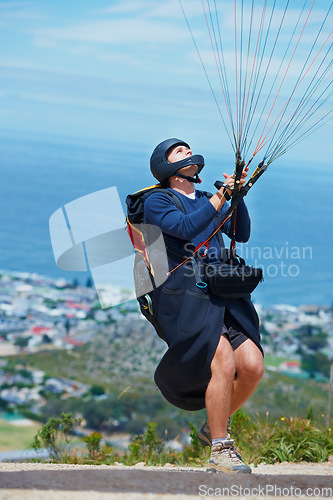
125, 422, 165, 465
82, 431, 103, 459
81, 431, 117, 464
177, 421, 209, 466
123, 421, 208, 467
33, 412, 81, 461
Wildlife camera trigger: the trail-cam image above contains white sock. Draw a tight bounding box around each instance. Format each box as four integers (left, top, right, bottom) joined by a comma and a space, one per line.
212, 437, 228, 446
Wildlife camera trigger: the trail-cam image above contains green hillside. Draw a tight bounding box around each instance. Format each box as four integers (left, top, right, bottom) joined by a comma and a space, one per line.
4, 317, 331, 437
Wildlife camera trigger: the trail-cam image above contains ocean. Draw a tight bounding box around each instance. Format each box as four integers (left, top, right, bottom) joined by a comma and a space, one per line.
0, 129, 332, 307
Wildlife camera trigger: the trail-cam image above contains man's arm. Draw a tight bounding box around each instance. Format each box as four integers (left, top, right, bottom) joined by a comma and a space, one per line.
145, 193, 218, 241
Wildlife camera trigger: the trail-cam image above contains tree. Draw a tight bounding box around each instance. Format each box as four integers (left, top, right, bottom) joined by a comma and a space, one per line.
303, 332, 328, 352
14, 337, 29, 349
90, 384, 105, 396
301, 352, 330, 378
71, 278, 79, 288
82, 400, 108, 430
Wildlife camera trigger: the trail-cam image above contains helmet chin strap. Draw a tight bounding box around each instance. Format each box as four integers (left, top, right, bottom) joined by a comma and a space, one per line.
176, 172, 202, 184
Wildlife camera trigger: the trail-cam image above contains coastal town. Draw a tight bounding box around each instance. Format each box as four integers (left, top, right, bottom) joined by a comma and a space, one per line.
0, 271, 332, 415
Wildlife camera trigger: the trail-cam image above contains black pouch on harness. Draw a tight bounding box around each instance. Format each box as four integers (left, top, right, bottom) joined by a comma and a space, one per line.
204, 255, 263, 298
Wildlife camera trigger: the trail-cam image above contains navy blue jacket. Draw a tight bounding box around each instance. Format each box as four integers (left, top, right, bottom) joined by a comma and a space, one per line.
145, 189, 250, 259
143, 188, 261, 411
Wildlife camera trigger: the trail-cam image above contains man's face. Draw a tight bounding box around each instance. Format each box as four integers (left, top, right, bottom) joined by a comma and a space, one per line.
167, 144, 198, 177
167, 144, 192, 163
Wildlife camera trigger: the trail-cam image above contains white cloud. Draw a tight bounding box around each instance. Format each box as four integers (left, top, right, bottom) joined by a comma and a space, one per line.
148, 0, 205, 19
26, 0, 331, 91
0, 1, 45, 22
95, 0, 204, 19
95, 1, 154, 15
0, 57, 42, 70
0, 64, 215, 120
32, 17, 190, 46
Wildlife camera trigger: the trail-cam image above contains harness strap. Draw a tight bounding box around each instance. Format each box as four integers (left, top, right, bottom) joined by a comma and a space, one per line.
176, 172, 202, 184
167, 161, 268, 275
230, 151, 245, 254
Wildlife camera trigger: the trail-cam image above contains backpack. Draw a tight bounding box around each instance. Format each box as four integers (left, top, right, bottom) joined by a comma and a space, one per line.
126, 184, 185, 242
126, 184, 188, 327
126, 184, 186, 284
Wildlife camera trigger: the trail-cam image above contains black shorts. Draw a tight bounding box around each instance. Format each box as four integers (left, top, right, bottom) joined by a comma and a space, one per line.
222, 308, 249, 351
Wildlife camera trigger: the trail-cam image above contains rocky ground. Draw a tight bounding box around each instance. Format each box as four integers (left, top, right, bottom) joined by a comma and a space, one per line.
0, 462, 332, 499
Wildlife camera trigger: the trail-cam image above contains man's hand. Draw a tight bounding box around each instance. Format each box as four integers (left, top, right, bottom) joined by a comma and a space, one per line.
222, 165, 249, 195
210, 165, 249, 212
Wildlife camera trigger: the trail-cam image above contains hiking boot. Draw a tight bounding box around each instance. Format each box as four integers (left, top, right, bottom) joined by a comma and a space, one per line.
198, 418, 232, 447
197, 419, 211, 447
207, 439, 252, 474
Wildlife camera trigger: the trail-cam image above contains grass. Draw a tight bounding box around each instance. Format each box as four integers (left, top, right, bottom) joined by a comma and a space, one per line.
0, 419, 41, 451
242, 369, 330, 423
231, 410, 333, 464
32, 413, 333, 466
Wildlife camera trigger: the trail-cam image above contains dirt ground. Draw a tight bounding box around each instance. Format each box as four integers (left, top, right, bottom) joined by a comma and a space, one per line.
0, 462, 332, 499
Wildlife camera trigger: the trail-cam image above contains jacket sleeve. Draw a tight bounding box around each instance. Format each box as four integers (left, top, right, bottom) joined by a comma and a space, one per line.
144, 193, 218, 240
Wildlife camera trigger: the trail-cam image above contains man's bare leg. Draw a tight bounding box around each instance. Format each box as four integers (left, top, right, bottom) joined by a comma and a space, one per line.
229, 339, 264, 416
205, 335, 253, 473
205, 334, 236, 438
202, 337, 264, 444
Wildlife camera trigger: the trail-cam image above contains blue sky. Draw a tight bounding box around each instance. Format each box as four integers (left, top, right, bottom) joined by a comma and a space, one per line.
0, 0, 332, 162
0, 0, 332, 305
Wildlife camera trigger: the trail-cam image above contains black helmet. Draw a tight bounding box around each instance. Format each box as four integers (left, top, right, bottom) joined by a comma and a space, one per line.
150, 138, 205, 184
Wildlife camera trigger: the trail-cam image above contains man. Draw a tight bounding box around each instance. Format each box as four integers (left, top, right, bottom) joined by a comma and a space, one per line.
143, 138, 264, 473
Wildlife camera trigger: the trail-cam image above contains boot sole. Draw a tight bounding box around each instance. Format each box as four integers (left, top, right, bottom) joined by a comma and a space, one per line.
207, 464, 251, 474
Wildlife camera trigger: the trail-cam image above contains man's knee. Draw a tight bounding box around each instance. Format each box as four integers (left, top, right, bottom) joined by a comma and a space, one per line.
237, 353, 264, 382
211, 337, 236, 379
